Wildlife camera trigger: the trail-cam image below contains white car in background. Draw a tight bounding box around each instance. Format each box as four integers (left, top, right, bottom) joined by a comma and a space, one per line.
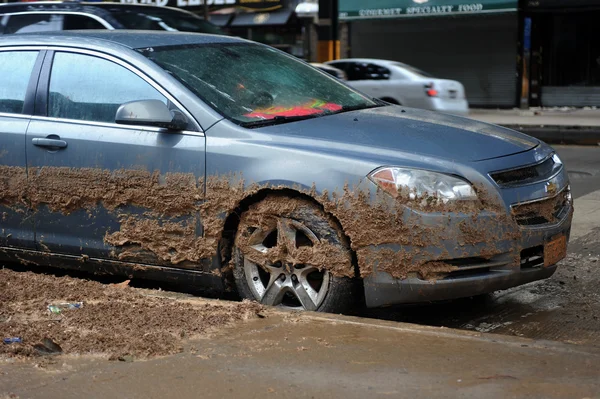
326, 58, 469, 116
310, 63, 348, 80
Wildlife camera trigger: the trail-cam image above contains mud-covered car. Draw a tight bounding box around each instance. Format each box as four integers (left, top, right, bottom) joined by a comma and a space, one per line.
0, 32, 573, 312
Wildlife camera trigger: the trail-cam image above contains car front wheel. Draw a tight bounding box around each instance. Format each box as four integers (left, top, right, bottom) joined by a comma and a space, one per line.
232, 196, 356, 313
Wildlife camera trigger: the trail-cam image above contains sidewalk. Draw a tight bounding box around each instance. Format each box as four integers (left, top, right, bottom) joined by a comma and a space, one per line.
2, 311, 599, 398
468, 108, 600, 145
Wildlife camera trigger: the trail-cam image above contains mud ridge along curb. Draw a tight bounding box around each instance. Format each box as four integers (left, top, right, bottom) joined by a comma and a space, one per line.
501, 124, 600, 146
303, 312, 600, 357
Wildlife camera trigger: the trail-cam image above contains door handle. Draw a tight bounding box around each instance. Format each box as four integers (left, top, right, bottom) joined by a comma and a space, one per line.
32, 138, 68, 149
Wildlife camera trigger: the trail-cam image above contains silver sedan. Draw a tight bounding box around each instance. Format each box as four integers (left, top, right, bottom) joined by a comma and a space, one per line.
326, 58, 469, 116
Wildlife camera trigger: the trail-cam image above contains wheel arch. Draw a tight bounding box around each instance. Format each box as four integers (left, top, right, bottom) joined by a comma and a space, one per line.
218, 187, 360, 279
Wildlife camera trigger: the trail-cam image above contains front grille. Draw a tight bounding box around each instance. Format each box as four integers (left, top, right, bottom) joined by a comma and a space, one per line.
491, 156, 557, 187
512, 189, 570, 226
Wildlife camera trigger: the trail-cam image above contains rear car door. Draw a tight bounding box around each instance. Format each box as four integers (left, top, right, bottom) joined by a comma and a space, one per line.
26, 49, 206, 268
0, 49, 43, 250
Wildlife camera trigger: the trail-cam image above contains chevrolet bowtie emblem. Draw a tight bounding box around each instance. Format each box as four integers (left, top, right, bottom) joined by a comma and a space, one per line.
545, 181, 558, 196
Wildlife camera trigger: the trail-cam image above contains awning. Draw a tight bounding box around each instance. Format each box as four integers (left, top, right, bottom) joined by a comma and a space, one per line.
208, 13, 233, 26
295, 2, 318, 17
230, 8, 293, 26
339, 0, 518, 20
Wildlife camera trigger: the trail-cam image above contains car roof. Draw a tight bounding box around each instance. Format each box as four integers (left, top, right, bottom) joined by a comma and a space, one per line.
0, 1, 194, 13
0, 30, 245, 50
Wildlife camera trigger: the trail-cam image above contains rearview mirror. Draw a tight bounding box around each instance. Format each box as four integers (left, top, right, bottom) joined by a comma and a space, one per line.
115, 99, 187, 131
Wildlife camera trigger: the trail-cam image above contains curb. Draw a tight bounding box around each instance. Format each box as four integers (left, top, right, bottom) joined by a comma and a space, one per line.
500, 124, 600, 145
304, 312, 600, 356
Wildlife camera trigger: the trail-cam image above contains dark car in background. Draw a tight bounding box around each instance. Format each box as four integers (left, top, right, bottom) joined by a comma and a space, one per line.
0, 31, 572, 313
0, 1, 222, 34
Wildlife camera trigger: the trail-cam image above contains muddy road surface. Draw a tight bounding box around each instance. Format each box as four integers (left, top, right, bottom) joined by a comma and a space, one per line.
0, 268, 265, 360
360, 145, 600, 347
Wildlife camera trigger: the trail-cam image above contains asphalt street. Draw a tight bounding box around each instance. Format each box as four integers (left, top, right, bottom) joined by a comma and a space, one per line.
360, 145, 600, 347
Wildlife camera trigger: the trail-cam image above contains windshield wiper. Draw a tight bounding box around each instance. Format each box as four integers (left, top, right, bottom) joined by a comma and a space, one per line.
335, 103, 385, 114
241, 114, 324, 128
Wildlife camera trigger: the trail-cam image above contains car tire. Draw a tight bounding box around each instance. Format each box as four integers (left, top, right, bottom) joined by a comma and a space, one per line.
232, 195, 356, 313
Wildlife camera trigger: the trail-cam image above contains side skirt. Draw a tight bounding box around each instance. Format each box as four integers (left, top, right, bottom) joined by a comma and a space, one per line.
0, 246, 225, 294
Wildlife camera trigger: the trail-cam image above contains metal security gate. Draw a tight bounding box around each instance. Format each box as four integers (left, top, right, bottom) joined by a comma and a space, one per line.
349, 13, 519, 107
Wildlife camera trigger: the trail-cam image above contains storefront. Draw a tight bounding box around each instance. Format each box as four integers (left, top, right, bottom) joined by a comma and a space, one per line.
339, 0, 519, 107
120, 0, 307, 58
524, 0, 600, 107
226, 6, 305, 57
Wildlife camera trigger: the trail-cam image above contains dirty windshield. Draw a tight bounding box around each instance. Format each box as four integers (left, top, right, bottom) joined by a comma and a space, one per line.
139, 43, 378, 126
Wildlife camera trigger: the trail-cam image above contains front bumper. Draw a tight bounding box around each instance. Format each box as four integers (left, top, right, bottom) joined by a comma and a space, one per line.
363, 175, 573, 308
365, 264, 558, 307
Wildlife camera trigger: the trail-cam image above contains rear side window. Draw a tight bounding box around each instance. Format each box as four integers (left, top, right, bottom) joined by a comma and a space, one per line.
345, 63, 368, 81
0, 51, 38, 114
48, 52, 167, 123
4, 14, 63, 34
366, 64, 390, 80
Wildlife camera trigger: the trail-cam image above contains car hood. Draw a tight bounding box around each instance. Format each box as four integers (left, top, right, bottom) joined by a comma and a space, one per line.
258, 106, 539, 162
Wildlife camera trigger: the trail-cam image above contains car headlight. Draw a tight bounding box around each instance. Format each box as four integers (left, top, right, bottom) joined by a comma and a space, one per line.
368, 167, 477, 203
552, 153, 562, 165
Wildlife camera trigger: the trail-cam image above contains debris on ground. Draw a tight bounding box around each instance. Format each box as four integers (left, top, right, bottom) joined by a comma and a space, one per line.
0, 268, 264, 360
47, 302, 83, 314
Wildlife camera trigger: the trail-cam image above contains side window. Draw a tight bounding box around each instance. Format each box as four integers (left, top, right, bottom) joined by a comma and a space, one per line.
366, 64, 391, 80
346, 63, 368, 81
4, 14, 63, 34
0, 51, 38, 114
48, 52, 167, 123
63, 15, 107, 30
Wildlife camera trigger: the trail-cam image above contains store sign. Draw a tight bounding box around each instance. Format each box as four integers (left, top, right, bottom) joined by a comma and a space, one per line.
120, 0, 281, 10
339, 0, 518, 20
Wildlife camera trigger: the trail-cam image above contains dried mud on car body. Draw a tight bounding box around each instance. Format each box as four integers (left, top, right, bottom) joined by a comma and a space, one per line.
0, 166, 521, 281
0, 268, 263, 359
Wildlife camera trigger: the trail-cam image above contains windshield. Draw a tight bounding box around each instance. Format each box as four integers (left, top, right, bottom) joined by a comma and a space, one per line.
392, 62, 434, 78
108, 8, 223, 34
139, 43, 378, 126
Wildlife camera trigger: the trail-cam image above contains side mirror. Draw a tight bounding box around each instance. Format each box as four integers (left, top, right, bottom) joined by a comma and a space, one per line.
115, 99, 188, 131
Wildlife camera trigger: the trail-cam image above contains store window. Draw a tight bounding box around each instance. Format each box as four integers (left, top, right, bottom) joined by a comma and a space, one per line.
543, 13, 600, 86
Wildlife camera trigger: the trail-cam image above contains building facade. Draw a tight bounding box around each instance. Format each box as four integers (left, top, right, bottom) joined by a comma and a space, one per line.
339, 0, 520, 108
340, 0, 600, 108
523, 0, 600, 107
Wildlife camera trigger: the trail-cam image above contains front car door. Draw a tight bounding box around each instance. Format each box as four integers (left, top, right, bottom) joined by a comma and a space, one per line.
0, 49, 43, 250
26, 49, 207, 269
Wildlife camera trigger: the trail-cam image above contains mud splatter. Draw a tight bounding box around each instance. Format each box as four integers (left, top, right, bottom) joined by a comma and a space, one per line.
0, 166, 27, 206
234, 196, 354, 278
512, 189, 570, 225
28, 167, 200, 215
0, 165, 525, 281
105, 216, 209, 264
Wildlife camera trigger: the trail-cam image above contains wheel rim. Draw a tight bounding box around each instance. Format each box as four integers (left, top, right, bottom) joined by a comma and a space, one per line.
242, 217, 331, 311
